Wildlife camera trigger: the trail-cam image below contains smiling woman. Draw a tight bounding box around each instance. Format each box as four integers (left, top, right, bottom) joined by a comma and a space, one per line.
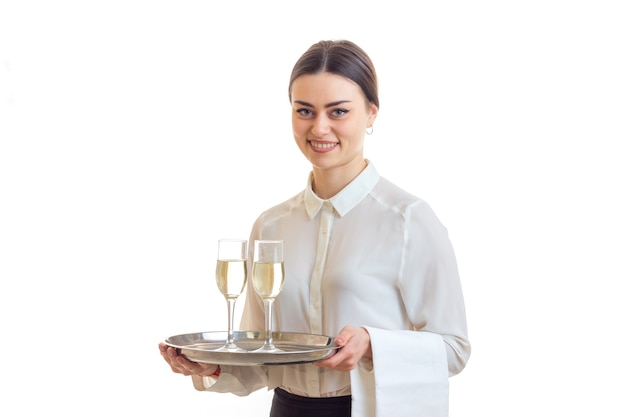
2, 1, 625, 416
159, 39, 470, 417
290, 72, 378, 199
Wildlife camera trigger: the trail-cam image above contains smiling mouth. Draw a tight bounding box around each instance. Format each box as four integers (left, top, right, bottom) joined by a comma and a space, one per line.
309, 140, 338, 150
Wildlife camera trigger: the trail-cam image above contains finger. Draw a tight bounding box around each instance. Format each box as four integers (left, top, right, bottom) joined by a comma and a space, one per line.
165, 346, 179, 362
175, 355, 218, 376
334, 325, 359, 345
175, 356, 197, 375
159, 346, 177, 366
160, 346, 190, 373
315, 344, 350, 369
315, 328, 354, 368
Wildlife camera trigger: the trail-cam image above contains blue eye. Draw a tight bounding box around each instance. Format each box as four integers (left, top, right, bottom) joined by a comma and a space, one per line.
296, 108, 313, 117
331, 108, 349, 117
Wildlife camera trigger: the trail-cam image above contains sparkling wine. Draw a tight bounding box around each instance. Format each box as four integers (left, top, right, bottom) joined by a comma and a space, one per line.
216, 259, 247, 298
252, 261, 284, 299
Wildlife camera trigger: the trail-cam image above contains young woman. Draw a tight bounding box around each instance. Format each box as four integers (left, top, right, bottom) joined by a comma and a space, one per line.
159, 39, 470, 417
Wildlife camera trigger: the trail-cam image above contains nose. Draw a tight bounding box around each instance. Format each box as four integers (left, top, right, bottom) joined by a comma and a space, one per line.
311, 114, 331, 137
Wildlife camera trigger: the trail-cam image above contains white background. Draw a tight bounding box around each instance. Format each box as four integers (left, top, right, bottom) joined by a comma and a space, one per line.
1, 1, 625, 415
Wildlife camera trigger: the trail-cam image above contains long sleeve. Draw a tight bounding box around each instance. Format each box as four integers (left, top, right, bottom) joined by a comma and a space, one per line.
399, 200, 471, 375
350, 197, 469, 416
191, 365, 268, 396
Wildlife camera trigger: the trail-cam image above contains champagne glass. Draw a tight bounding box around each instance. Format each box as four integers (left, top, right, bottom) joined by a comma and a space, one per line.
215, 238, 248, 352
252, 240, 285, 352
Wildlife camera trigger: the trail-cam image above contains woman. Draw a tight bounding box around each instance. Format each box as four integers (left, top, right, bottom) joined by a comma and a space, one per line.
159, 39, 470, 417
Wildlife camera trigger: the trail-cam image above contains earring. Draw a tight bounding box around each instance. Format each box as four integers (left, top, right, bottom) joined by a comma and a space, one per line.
366, 126, 374, 135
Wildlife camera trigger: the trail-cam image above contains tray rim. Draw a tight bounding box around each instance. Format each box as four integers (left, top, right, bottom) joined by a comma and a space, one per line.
164, 330, 340, 366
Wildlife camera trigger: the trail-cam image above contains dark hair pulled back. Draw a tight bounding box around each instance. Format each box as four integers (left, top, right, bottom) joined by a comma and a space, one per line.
288, 40, 379, 109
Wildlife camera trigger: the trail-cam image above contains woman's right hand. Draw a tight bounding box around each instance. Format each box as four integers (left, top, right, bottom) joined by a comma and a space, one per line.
158, 342, 220, 377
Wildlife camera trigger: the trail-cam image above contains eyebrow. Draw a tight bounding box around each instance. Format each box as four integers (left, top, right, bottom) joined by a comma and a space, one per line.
293, 100, 352, 108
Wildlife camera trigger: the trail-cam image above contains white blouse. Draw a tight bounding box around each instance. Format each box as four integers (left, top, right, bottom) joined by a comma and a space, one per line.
194, 161, 470, 405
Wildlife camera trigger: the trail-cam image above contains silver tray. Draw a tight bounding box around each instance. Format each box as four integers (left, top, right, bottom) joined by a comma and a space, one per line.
164, 331, 340, 366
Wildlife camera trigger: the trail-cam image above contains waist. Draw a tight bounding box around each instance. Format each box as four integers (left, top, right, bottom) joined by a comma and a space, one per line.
275, 387, 351, 402
272, 387, 351, 416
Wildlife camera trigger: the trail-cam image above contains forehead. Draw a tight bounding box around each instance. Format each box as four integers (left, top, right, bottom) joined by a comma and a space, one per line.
290, 72, 365, 103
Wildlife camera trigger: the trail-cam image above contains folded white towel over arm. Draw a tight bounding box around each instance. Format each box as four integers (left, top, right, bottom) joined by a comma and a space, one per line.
350, 327, 449, 417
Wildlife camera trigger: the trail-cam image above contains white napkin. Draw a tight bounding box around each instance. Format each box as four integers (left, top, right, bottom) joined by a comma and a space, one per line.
350, 327, 449, 417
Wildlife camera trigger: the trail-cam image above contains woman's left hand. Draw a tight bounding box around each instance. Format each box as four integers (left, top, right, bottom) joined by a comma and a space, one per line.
314, 325, 372, 371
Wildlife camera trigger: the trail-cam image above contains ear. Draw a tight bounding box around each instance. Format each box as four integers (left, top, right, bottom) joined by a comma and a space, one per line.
367, 102, 379, 127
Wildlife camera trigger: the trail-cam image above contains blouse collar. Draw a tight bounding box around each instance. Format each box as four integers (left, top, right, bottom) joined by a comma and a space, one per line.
304, 160, 380, 219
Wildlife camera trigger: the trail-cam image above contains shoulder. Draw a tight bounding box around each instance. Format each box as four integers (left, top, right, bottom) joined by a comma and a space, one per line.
372, 177, 446, 230
252, 191, 305, 227
370, 176, 426, 212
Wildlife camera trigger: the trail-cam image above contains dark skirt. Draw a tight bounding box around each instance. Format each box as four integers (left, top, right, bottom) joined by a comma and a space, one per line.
269, 388, 351, 417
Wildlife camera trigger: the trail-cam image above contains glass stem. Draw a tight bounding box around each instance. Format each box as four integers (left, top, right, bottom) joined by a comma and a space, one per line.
226, 297, 237, 347
263, 299, 274, 349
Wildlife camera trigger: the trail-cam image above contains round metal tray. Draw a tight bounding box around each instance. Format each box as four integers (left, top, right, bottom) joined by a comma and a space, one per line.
164, 331, 340, 366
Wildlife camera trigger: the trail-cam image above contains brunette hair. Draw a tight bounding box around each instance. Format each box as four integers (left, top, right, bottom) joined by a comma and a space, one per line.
288, 40, 379, 109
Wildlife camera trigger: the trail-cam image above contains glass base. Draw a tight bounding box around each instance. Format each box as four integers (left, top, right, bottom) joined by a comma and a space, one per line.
214, 342, 248, 352
252, 343, 284, 353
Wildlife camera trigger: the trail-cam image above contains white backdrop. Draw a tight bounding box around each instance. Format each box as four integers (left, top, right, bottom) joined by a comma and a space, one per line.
1, 1, 625, 416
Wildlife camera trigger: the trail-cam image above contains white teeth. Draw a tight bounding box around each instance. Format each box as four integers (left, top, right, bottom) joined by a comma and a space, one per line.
310, 141, 337, 149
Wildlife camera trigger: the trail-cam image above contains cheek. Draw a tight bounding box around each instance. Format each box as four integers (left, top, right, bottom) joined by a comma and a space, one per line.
292, 118, 309, 138
338, 120, 365, 141
291, 120, 307, 148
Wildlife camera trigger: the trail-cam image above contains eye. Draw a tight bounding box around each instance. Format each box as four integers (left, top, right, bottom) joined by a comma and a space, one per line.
330, 108, 349, 118
296, 108, 313, 118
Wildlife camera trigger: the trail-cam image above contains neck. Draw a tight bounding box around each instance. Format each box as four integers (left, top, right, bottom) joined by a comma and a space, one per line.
311, 159, 367, 199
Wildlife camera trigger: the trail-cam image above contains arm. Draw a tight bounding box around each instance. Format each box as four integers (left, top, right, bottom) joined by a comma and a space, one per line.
400, 201, 471, 375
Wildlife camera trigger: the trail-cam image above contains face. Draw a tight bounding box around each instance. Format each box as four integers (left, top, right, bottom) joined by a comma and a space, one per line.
290, 72, 378, 174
